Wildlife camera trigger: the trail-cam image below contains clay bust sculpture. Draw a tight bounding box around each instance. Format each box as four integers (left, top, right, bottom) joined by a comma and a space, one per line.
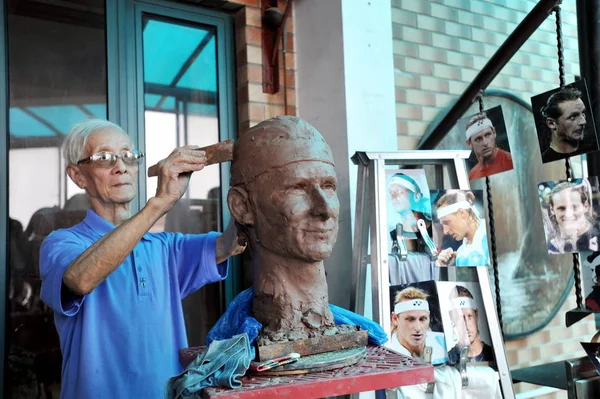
228, 116, 339, 342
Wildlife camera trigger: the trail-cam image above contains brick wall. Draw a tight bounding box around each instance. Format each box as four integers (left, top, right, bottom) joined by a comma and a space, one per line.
392, 1, 593, 397
232, 0, 296, 135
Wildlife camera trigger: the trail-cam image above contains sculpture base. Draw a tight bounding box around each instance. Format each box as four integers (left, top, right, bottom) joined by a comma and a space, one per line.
256, 325, 368, 361
249, 346, 367, 375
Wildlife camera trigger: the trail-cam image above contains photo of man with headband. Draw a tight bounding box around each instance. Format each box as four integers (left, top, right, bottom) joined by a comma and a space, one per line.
386, 171, 438, 285
463, 107, 513, 181
388, 282, 447, 365
445, 285, 494, 365
432, 190, 490, 267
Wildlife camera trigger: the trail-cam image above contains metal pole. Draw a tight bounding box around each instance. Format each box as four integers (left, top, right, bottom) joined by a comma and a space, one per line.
577, 0, 600, 178
418, 0, 561, 150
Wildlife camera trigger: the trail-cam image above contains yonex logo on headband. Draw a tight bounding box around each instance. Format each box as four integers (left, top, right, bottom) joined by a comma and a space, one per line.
451, 297, 477, 310
394, 299, 430, 314
466, 118, 494, 140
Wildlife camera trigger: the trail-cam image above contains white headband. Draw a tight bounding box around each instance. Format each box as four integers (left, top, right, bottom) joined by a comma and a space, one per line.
394, 299, 430, 314
466, 118, 494, 140
436, 201, 478, 219
389, 176, 419, 194
451, 297, 478, 310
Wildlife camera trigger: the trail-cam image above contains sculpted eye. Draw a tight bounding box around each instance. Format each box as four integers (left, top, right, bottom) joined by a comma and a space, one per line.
323, 181, 337, 190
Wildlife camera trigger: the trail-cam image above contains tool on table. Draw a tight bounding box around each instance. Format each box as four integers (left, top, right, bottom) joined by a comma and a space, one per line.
147, 139, 234, 177
251, 353, 301, 372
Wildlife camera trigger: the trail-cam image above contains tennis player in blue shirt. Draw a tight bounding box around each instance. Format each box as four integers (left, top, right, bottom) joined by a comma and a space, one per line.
39, 119, 246, 399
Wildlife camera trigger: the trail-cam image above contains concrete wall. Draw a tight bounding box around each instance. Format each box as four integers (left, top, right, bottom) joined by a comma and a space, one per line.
294, 0, 397, 310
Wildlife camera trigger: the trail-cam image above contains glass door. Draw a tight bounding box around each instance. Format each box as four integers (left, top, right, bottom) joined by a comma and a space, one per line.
134, 3, 237, 347
5, 1, 108, 397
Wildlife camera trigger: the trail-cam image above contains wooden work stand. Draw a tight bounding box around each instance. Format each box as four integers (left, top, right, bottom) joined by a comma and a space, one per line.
179, 345, 434, 399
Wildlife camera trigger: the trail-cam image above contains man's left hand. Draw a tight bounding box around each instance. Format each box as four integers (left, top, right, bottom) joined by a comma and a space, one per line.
216, 218, 247, 264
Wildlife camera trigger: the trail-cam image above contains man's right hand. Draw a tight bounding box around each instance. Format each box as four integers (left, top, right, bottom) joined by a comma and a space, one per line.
152, 146, 207, 212
435, 247, 456, 267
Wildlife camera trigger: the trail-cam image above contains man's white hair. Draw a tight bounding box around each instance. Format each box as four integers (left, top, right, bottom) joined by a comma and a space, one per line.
62, 119, 127, 165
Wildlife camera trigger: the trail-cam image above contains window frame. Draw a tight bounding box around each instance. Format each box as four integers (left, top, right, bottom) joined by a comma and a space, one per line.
107, 0, 240, 305
0, 0, 7, 393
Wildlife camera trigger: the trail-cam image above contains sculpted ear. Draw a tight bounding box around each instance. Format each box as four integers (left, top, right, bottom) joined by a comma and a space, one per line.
66, 164, 86, 190
227, 186, 255, 226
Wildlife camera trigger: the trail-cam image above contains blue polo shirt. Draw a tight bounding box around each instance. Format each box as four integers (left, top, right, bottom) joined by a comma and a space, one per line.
39, 209, 228, 399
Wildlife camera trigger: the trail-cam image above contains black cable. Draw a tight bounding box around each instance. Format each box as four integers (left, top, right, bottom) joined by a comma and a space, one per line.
555, 5, 583, 309
477, 94, 504, 334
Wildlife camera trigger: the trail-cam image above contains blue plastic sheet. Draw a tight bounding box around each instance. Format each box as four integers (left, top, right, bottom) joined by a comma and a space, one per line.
207, 288, 388, 347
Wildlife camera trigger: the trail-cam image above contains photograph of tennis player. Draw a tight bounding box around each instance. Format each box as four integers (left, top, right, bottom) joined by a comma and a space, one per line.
531, 79, 599, 163
457, 105, 514, 180
385, 169, 432, 245
437, 281, 494, 365
431, 189, 490, 267
537, 177, 600, 254
388, 280, 448, 365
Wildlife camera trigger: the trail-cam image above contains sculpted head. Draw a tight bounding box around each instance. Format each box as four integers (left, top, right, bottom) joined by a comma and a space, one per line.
228, 116, 340, 262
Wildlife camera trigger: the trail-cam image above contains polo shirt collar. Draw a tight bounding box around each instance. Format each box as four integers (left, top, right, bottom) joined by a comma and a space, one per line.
83, 208, 152, 240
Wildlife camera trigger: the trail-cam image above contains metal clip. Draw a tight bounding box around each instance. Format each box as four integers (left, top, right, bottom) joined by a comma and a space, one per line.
417, 219, 438, 260
422, 346, 435, 393
395, 223, 408, 260
459, 346, 469, 387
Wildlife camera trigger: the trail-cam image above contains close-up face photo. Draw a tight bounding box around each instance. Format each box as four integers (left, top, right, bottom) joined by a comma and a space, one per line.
457, 105, 513, 180
467, 127, 497, 160
387, 282, 448, 365
393, 309, 430, 348
538, 177, 599, 254
548, 98, 586, 142
431, 189, 489, 267
531, 80, 599, 163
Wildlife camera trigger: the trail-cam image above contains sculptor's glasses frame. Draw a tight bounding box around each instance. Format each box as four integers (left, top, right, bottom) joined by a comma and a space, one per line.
77, 150, 145, 168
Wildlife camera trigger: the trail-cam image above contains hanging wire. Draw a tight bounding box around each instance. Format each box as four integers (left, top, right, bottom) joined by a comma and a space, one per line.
476, 92, 504, 334
554, 4, 583, 309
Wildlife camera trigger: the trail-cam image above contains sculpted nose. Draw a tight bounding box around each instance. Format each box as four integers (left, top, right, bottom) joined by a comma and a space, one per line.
310, 186, 338, 220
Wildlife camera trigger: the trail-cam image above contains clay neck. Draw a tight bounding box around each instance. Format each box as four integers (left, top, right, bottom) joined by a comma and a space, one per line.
252, 247, 327, 290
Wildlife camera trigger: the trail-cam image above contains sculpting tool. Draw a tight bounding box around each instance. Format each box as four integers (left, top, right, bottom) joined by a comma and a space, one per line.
147, 139, 234, 177
253, 353, 301, 372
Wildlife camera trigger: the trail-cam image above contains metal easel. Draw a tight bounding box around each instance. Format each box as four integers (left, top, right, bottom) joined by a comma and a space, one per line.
350, 150, 515, 399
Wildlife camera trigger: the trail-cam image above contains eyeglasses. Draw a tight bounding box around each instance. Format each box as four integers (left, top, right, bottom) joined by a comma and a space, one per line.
76, 150, 145, 168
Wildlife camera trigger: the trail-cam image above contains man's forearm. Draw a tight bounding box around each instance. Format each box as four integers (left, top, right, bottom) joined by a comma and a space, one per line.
63, 198, 168, 295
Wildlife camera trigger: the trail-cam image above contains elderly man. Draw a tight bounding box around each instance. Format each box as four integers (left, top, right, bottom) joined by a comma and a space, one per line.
227, 115, 339, 341
540, 86, 592, 163
465, 112, 513, 180
39, 119, 245, 398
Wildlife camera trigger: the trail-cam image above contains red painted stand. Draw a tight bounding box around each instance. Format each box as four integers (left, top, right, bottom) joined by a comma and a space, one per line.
179, 345, 434, 399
